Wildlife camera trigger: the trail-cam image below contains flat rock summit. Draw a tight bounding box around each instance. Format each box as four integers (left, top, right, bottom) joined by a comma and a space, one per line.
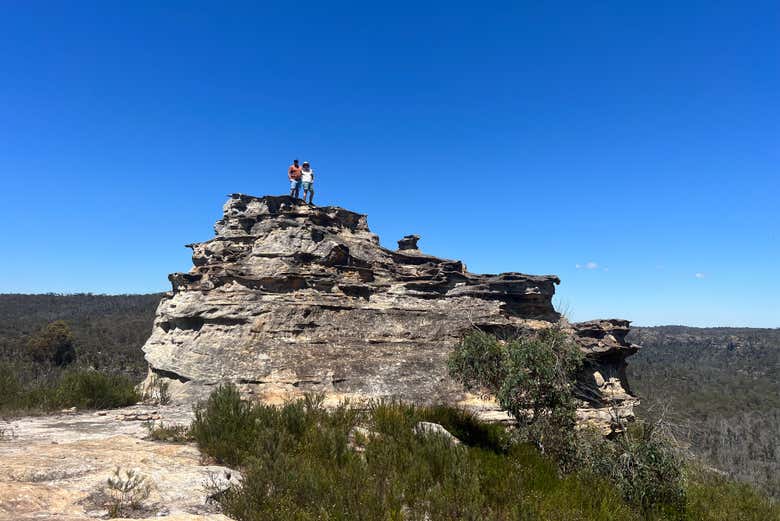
142, 194, 639, 431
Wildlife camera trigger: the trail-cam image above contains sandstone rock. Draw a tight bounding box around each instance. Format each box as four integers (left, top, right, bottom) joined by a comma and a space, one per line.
414, 421, 461, 445
397, 234, 421, 251
0, 405, 234, 521
141, 194, 639, 431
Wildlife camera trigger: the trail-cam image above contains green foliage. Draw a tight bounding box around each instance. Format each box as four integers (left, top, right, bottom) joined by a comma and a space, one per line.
448, 330, 508, 391
196, 385, 638, 521
575, 423, 687, 514
449, 328, 583, 457
105, 467, 152, 518
0, 363, 139, 414
26, 320, 76, 366
190, 384, 260, 466
448, 328, 692, 512
685, 467, 780, 521
193, 385, 780, 521
55, 369, 139, 409
145, 421, 192, 443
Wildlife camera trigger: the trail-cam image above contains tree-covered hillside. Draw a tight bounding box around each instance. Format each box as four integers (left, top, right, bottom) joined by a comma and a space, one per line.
0, 293, 161, 382
628, 326, 780, 498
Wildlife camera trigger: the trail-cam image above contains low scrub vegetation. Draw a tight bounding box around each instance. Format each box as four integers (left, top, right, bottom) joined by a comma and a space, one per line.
105, 467, 152, 518
144, 421, 192, 443
0, 363, 139, 415
192, 384, 779, 521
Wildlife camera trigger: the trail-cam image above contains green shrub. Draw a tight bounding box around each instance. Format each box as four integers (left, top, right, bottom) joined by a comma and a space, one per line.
575, 423, 687, 514
0, 363, 138, 415
0, 364, 24, 410
449, 327, 583, 458
190, 384, 259, 466
105, 467, 152, 518
54, 369, 139, 409
145, 421, 192, 443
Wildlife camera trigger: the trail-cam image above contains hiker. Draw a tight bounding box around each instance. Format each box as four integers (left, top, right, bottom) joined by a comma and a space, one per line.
288, 159, 302, 198
301, 161, 315, 204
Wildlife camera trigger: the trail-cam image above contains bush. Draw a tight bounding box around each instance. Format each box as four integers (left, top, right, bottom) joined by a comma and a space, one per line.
26, 320, 76, 366
575, 423, 687, 514
145, 421, 192, 443
0, 364, 24, 410
55, 369, 139, 409
449, 327, 583, 457
0, 363, 139, 415
190, 384, 259, 466
105, 467, 152, 518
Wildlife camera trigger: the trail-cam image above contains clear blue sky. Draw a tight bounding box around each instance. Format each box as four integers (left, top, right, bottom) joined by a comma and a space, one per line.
1, 2, 778, 327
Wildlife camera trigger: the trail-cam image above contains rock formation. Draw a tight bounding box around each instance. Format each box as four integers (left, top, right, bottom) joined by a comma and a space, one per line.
141, 194, 639, 432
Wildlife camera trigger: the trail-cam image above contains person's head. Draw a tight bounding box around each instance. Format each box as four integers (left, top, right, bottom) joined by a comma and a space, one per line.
302, 161, 310, 169
293, 159, 299, 166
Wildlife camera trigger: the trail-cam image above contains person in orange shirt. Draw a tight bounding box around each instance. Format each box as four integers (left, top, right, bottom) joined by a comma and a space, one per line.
288, 159, 302, 198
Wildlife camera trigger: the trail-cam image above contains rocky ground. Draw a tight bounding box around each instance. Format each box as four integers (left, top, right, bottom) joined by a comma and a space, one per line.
0, 405, 235, 521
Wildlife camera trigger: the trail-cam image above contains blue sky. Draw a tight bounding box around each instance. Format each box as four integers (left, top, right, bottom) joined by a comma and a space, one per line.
1, 2, 777, 327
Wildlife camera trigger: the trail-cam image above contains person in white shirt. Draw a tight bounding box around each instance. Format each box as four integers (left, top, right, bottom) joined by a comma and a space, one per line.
300, 161, 315, 204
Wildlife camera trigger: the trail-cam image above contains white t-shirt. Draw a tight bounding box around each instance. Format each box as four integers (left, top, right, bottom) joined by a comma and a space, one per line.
301, 168, 314, 183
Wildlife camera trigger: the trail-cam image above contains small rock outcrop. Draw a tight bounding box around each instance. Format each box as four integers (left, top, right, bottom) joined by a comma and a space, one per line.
141, 194, 639, 432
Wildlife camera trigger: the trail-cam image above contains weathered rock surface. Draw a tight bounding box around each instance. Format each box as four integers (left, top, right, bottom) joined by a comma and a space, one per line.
0, 405, 234, 521
141, 194, 639, 431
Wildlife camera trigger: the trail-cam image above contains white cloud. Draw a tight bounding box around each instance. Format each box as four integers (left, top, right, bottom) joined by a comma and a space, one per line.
694, 272, 705, 279
575, 261, 599, 270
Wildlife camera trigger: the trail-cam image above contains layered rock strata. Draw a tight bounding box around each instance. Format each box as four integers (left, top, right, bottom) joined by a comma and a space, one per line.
142, 194, 639, 432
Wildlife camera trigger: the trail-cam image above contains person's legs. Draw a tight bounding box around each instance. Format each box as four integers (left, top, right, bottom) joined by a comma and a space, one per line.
307, 185, 314, 204
301, 182, 312, 203
291, 179, 301, 198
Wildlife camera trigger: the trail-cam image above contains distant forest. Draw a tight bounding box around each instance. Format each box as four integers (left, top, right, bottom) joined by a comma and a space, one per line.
627, 326, 780, 499
0, 293, 160, 382
1, 293, 777, 498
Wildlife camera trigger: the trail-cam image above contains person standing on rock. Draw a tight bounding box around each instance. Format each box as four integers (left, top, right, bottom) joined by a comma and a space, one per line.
288, 159, 302, 198
301, 161, 315, 204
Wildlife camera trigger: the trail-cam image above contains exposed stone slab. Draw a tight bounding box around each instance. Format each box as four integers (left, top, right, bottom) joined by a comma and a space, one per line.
0, 405, 234, 521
